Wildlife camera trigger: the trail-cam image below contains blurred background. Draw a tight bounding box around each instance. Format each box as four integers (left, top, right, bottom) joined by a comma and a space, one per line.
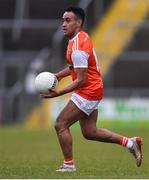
0, 0, 149, 127
1, 0, 149, 178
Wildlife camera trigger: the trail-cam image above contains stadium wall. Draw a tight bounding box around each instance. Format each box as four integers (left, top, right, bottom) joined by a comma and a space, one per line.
25, 95, 149, 129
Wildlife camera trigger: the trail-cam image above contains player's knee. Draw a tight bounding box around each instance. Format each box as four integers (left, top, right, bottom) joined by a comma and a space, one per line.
54, 118, 66, 133
54, 121, 63, 132
83, 133, 93, 140
83, 133, 91, 140
82, 129, 96, 140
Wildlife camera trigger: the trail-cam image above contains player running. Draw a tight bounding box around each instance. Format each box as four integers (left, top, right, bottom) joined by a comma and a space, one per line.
40, 7, 142, 172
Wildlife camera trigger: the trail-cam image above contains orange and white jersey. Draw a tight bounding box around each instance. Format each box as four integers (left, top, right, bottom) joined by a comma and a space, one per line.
66, 31, 103, 100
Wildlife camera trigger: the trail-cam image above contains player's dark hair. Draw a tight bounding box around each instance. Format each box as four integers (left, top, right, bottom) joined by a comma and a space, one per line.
65, 7, 85, 26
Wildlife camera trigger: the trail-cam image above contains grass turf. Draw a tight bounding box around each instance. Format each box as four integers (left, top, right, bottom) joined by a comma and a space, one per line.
0, 120, 149, 179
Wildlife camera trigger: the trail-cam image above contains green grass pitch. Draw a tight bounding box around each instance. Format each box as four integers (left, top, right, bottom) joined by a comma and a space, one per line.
0, 120, 149, 179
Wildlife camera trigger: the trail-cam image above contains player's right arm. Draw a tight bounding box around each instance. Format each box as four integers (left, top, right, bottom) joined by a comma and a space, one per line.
54, 66, 71, 81
40, 67, 87, 99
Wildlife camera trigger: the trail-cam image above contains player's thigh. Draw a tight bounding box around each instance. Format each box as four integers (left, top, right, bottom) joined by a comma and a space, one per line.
79, 110, 98, 134
56, 100, 85, 128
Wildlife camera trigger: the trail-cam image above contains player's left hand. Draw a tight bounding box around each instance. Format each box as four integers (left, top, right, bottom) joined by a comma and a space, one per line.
40, 89, 60, 98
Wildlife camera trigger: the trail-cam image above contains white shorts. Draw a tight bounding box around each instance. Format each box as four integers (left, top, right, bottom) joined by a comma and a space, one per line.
70, 93, 100, 116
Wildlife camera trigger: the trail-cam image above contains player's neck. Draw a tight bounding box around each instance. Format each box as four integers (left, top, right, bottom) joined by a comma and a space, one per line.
69, 28, 82, 39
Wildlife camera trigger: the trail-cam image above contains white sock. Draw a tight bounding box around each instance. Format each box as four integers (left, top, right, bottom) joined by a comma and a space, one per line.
126, 139, 133, 149
63, 164, 75, 168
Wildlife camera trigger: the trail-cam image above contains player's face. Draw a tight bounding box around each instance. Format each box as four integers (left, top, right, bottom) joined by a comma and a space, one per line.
62, 11, 82, 37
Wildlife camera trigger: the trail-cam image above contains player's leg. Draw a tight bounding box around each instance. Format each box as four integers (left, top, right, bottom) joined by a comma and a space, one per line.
79, 110, 142, 166
79, 110, 124, 144
54, 100, 85, 172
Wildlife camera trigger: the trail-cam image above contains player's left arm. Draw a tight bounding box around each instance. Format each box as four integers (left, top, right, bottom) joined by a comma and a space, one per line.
40, 68, 87, 98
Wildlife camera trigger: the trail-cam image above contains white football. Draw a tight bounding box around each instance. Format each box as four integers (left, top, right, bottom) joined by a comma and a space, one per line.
35, 72, 58, 93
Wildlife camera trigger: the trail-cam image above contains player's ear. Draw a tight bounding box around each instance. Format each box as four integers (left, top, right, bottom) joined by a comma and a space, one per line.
77, 19, 82, 27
